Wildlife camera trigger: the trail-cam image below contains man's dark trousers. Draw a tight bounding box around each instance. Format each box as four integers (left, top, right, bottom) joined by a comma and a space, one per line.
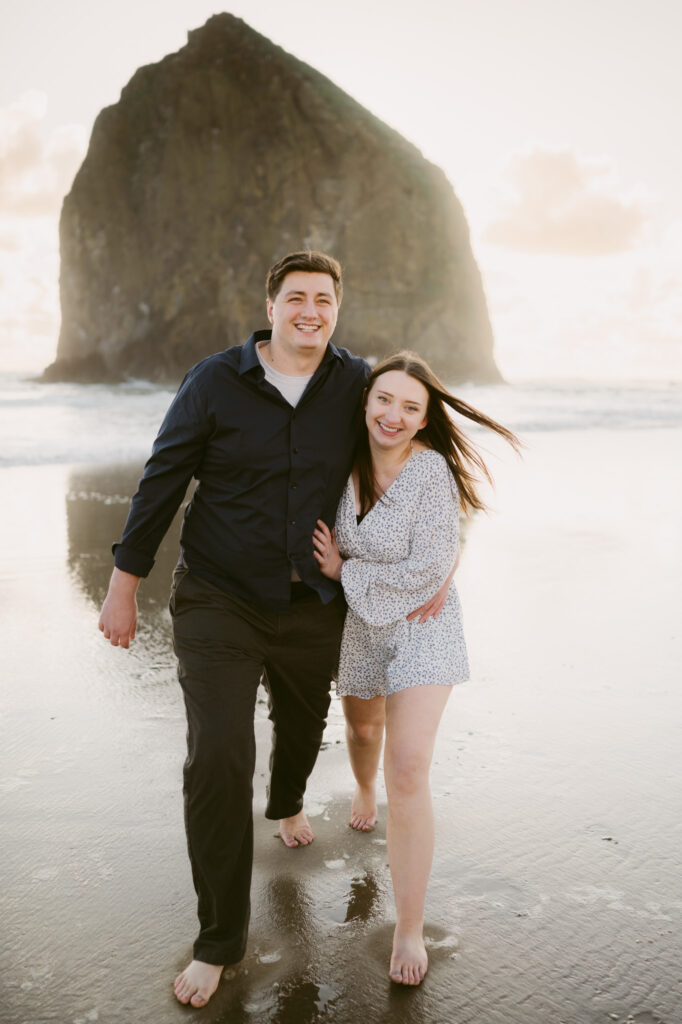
169, 564, 346, 966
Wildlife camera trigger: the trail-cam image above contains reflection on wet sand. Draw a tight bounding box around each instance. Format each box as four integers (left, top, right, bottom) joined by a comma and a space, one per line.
344, 871, 383, 924
266, 980, 340, 1024
65, 462, 189, 613
65, 463, 193, 698
253, 879, 339, 1024
265, 875, 315, 936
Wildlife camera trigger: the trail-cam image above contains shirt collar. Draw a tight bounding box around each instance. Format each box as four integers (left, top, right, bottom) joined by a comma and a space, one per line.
239, 330, 343, 375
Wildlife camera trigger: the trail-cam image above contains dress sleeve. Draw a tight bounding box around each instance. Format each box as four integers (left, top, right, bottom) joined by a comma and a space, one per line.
340, 455, 460, 626
112, 370, 212, 577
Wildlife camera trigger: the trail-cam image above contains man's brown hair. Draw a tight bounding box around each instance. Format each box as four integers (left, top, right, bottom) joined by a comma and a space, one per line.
265, 251, 343, 304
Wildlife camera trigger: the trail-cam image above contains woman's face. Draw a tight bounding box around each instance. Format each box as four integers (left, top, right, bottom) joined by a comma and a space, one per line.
365, 370, 428, 451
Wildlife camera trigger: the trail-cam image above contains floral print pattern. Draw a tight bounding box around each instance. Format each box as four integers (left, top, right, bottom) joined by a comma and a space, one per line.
335, 450, 469, 698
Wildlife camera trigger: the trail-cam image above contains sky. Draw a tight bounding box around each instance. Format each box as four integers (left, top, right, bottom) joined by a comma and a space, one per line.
1, 0, 681, 379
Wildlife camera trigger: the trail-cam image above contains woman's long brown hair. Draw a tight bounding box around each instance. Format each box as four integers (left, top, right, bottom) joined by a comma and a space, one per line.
355, 351, 521, 517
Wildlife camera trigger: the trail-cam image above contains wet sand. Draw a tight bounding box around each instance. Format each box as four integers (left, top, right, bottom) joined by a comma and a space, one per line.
1, 429, 681, 1024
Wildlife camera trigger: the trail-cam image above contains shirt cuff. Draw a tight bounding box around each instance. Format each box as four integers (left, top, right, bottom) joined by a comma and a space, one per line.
112, 542, 155, 578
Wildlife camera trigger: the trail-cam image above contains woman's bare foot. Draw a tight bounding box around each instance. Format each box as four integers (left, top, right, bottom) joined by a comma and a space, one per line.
278, 809, 314, 847
389, 927, 428, 986
349, 784, 377, 832
174, 960, 223, 1007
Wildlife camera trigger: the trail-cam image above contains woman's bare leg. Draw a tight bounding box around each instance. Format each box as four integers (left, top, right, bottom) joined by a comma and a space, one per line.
341, 695, 386, 831
383, 684, 452, 985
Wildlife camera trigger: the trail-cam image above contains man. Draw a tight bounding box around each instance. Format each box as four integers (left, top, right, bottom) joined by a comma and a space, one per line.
99, 251, 450, 1009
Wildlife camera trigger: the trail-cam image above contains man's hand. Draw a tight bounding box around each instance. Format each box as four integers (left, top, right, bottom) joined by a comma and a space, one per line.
406, 552, 460, 623
98, 568, 141, 648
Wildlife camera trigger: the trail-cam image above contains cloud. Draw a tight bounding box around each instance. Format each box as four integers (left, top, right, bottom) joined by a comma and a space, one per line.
0, 93, 88, 369
0, 227, 61, 371
0, 91, 86, 218
0, 223, 23, 251
477, 227, 682, 380
485, 147, 648, 255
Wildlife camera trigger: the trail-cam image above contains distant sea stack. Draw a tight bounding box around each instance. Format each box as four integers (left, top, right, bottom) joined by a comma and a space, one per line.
45, 14, 502, 385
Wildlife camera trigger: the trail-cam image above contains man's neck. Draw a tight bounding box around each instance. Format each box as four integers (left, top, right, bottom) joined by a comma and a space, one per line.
260, 338, 326, 377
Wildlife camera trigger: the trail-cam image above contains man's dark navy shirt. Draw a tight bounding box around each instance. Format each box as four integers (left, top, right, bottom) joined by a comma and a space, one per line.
114, 331, 369, 612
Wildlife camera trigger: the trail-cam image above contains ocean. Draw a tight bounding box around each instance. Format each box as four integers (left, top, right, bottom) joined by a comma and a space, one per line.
2, 370, 682, 467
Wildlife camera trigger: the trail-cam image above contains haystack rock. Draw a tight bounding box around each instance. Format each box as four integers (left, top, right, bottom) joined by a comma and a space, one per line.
45, 13, 502, 384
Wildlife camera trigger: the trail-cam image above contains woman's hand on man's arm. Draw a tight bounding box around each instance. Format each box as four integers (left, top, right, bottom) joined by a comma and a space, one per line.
313, 520, 344, 581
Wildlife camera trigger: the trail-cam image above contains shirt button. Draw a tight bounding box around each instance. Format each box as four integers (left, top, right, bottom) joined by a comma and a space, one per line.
290, 519, 296, 525
291, 483, 297, 490
293, 447, 299, 454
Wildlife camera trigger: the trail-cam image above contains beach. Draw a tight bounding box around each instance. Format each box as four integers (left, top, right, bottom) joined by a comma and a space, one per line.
1, 376, 681, 1024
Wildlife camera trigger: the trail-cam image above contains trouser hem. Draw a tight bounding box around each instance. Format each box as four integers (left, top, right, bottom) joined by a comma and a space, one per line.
264, 795, 304, 821
192, 940, 247, 967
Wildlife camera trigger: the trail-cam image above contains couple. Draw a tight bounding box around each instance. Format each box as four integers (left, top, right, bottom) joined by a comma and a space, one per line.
99, 250, 518, 1005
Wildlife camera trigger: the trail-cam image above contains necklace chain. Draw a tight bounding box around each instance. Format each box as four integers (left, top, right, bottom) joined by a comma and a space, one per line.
373, 439, 414, 499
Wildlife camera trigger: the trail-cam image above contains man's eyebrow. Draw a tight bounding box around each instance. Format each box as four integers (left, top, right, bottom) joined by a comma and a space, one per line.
282, 289, 334, 299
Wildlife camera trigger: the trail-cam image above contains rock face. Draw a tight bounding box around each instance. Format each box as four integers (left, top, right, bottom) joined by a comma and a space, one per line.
46, 14, 501, 384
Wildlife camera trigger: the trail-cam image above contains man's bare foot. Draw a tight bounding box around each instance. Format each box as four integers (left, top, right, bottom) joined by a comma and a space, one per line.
174, 960, 223, 1007
278, 809, 314, 847
389, 927, 428, 986
349, 785, 377, 832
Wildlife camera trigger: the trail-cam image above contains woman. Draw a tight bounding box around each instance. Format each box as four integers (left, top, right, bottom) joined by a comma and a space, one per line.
313, 351, 519, 987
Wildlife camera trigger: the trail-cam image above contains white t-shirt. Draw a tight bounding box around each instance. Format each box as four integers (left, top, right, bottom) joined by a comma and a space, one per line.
256, 344, 312, 407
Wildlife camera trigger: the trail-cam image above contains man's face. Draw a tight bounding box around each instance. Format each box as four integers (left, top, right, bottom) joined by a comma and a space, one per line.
266, 271, 339, 358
